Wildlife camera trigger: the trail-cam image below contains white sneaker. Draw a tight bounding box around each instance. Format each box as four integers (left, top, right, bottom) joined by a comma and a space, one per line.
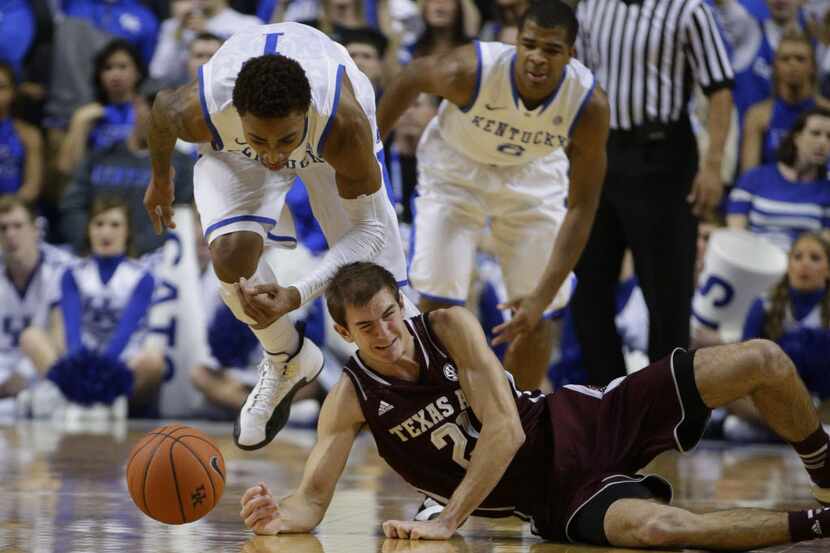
234, 336, 324, 450
414, 497, 444, 521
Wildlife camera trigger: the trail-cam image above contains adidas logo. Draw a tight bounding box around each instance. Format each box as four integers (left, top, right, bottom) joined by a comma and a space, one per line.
813, 520, 823, 537
378, 400, 394, 416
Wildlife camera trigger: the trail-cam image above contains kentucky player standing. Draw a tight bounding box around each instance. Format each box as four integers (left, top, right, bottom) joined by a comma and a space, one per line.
377, 0, 609, 390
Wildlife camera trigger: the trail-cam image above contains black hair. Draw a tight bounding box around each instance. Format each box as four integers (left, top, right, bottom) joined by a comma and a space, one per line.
777, 106, 830, 178
232, 54, 312, 118
518, 0, 579, 45
338, 27, 389, 58
93, 39, 146, 104
326, 262, 400, 327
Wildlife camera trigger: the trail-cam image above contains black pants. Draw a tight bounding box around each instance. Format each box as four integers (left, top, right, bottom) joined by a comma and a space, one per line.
572, 121, 699, 386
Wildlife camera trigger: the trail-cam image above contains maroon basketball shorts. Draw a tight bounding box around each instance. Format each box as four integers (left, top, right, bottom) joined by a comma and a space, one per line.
534, 348, 711, 543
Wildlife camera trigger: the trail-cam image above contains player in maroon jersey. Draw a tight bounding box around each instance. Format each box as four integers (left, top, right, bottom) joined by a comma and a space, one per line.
240, 262, 830, 547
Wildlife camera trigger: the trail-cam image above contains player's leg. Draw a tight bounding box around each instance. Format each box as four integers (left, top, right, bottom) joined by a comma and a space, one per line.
194, 152, 323, 449
408, 188, 484, 314
603, 498, 812, 549
693, 340, 830, 502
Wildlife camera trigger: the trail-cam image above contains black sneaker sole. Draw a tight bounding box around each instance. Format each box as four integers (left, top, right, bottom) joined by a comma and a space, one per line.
233, 359, 325, 451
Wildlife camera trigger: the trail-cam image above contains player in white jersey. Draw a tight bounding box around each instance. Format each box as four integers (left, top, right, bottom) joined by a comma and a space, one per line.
377, 1, 609, 389
144, 22, 410, 450
0, 197, 75, 398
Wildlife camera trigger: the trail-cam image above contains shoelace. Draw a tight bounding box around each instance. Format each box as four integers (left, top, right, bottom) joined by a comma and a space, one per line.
248, 357, 295, 415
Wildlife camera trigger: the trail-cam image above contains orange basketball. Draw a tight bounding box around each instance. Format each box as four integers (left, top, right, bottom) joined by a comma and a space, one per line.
126, 424, 226, 524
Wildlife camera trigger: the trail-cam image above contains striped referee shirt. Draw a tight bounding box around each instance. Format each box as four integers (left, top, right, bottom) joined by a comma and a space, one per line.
575, 0, 734, 130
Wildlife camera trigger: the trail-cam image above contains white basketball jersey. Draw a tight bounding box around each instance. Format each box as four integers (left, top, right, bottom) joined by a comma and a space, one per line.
0, 244, 75, 372
198, 22, 381, 168
71, 258, 150, 351
435, 41, 595, 166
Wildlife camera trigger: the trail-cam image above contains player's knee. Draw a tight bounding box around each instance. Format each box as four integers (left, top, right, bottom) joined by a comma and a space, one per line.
210, 231, 263, 283
744, 339, 792, 385
636, 509, 697, 547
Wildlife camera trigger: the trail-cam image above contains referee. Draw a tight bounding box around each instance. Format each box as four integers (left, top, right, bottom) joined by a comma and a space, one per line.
571, 0, 734, 385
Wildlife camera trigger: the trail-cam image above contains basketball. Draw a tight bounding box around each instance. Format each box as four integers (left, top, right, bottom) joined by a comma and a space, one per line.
126, 424, 226, 524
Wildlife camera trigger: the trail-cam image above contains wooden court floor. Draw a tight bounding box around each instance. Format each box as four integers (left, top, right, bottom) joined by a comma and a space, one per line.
1, 419, 829, 553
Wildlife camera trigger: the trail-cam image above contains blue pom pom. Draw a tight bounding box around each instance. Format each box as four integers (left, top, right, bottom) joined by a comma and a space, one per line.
47, 348, 134, 406
208, 304, 259, 368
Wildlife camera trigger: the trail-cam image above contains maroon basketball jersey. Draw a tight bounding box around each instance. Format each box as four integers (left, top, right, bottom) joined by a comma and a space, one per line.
342, 313, 552, 520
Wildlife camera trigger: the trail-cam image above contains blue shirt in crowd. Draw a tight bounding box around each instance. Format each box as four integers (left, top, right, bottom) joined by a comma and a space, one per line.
0, 0, 35, 77
762, 97, 815, 165
0, 117, 25, 194
727, 164, 830, 251
63, 0, 159, 65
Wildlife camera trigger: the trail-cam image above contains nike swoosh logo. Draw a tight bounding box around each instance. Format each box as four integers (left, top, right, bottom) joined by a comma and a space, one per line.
485, 104, 506, 110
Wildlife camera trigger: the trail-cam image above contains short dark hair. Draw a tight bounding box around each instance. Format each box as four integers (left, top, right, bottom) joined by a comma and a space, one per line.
326, 262, 400, 327
93, 39, 146, 104
338, 27, 389, 58
192, 31, 224, 47
0, 195, 35, 223
233, 55, 312, 118
777, 106, 830, 178
519, 0, 579, 45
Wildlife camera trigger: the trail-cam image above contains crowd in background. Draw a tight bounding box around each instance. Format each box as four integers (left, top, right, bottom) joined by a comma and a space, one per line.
0, 0, 828, 441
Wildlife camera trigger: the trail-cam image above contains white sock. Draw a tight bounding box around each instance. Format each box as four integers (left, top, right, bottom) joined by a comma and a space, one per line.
218, 258, 300, 361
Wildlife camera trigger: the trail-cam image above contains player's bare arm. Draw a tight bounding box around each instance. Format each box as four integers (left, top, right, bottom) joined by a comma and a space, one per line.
322, 77, 383, 199
492, 87, 610, 346
240, 375, 365, 535
376, 44, 479, 140
383, 307, 526, 540
145, 80, 212, 233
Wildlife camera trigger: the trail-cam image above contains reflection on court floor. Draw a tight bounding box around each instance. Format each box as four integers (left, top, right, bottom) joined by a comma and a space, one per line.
0, 420, 825, 553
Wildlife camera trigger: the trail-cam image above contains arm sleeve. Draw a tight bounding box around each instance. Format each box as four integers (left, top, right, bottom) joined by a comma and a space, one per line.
60, 269, 84, 353
103, 272, 155, 358
741, 297, 766, 340
291, 187, 388, 304
149, 18, 184, 81
683, 0, 735, 95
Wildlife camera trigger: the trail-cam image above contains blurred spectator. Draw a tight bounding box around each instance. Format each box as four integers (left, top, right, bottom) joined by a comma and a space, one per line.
0, 63, 43, 203
16, 0, 56, 126
341, 27, 388, 96
299, 0, 367, 35
714, 0, 810, 121
727, 106, 830, 251
741, 30, 830, 173
479, 0, 528, 42
173, 32, 224, 158
384, 92, 438, 224
0, 197, 75, 399
400, 0, 477, 64
28, 196, 165, 411
57, 40, 145, 177
63, 0, 159, 66
741, 232, 830, 417
150, 0, 259, 85
0, 0, 35, 78
60, 91, 194, 256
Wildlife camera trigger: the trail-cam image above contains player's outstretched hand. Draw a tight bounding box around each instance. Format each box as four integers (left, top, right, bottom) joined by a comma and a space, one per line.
237, 279, 302, 329
491, 294, 546, 347
144, 168, 177, 234
241, 483, 283, 535
382, 519, 455, 540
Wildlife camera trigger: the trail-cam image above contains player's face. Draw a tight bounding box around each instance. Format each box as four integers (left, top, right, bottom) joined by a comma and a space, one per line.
340, 288, 410, 365
0, 206, 38, 260
788, 236, 830, 292
88, 207, 129, 257
515, 21, 574, 100
775, 41, 814, 87
794, 115, 830, 168
240, 111, 307, 171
